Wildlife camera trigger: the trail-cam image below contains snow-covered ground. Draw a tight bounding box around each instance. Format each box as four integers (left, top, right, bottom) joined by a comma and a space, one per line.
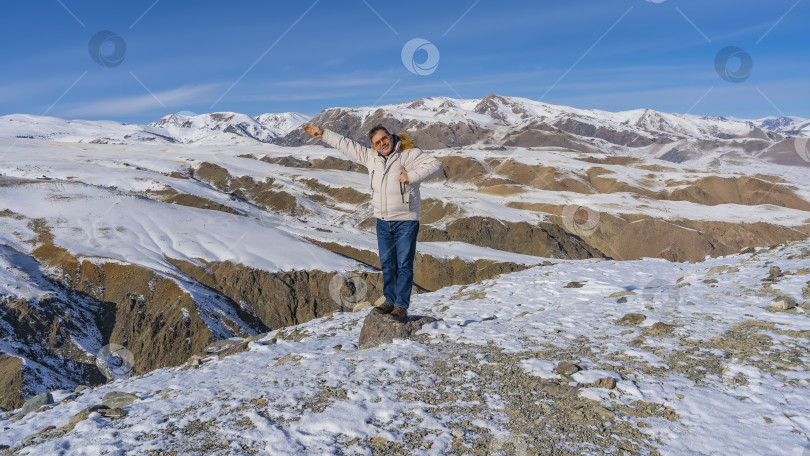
2, 239, 809, 455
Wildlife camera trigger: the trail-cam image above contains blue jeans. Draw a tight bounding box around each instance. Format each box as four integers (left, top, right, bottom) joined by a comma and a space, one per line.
376, 219, 419, 309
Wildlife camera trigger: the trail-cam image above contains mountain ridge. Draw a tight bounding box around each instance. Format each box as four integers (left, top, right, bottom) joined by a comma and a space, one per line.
2, 94, 807, 150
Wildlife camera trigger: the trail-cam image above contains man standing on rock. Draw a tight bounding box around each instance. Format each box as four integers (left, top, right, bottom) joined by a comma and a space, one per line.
302, 124, 443, 323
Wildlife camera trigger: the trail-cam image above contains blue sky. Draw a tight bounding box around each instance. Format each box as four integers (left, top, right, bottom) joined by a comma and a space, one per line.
1, 0, 807, 123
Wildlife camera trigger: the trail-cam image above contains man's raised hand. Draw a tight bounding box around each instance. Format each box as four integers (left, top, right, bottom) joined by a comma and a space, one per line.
302, 124, 323, 138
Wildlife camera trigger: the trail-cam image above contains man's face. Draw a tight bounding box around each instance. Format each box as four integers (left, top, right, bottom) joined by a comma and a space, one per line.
371, 130, 393, 155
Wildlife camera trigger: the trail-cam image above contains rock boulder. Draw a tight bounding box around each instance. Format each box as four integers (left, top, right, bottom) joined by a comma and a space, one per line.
358, 310, 439, 348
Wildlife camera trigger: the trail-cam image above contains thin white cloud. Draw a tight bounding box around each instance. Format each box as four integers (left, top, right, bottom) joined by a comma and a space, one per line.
61, 84, 221, 117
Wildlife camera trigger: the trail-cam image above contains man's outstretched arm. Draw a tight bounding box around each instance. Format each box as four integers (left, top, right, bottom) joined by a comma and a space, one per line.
302, 125, 371, 165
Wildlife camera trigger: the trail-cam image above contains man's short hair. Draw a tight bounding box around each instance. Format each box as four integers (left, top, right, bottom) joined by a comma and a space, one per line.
367, 124, 390, 142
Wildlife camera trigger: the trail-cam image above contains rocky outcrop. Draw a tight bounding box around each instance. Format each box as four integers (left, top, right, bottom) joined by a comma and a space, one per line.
418, 216, 606, 259
190, 162, 301, 216
0, 355, 25, 412
169, 258, 383, 330
358, 309, 438, 348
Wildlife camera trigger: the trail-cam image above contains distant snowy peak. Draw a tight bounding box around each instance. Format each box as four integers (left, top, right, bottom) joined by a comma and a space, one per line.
0, 114, 174, 144
254, 112, 310, 137
149, 112, 279, 143
755, 116, 810, 136
147, 111, 309, 143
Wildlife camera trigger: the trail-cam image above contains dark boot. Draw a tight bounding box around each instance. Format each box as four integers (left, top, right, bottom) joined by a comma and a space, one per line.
373, 302, 395, 314
389, 306, 408, 323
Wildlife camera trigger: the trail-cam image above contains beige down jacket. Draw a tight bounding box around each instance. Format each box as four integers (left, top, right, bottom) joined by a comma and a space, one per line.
321, 129, 443, 221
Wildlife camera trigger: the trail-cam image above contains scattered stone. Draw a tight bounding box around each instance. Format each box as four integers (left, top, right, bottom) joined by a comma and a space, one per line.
358, 310, 439, 348
650, 322, 676, 333
629, 336, 646, 347
451, 430, 464, 438
204, 337, 245, 354
609, 291, 637, 298
533, 381, 580, 398
553, 362, 583, 376
101, 391, 138, 409
369, 436, 388, 447
333, 344, 342, 350
273, 354, 299, 367
764, 266, 782, 281
705, 265, 728, 277
61, 405, 110, 432
38, 425, 56, 434
20, 392, 53, 416
217, 340, 250, 360
617, 313, 646, 326
60, 393, 81, 404
21, 434, 39, 446
74, 385, 89, 393
617, 296, 628, 304
593, 377, 617, 389
564, 281, 585, 288
802, 282, 810, 300
98, 407, 128, 418
771, 296, 797, 311
352, 301, 372, 312
739, 246, 756, 254
592, 406, 615, 420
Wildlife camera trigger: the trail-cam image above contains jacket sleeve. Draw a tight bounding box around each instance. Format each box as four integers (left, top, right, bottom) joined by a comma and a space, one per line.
404, 148, 444, 185
321, 129, 372, 165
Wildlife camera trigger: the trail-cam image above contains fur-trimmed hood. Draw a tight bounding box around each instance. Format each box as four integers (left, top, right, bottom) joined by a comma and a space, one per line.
394, 132, 416, 151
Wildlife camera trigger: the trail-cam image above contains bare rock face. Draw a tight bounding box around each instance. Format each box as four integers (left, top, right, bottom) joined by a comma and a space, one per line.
358, 310, 439, 348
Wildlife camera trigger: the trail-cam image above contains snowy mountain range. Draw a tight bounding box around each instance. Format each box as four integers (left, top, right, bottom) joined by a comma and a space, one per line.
0, 111, 311, 145
1, 94, 808, 150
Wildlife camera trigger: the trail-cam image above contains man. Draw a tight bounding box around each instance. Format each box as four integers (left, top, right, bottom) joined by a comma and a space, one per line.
302, 124, 443, 322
